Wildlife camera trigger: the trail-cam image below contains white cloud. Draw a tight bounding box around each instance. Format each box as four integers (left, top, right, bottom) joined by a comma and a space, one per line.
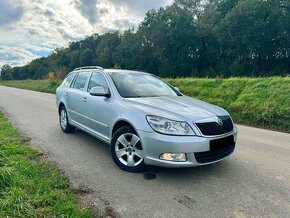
0, 0, 172, 67
109, 0, 173, 17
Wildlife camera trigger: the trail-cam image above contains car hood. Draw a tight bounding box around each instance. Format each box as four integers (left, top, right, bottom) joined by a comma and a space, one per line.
123, 96, 229, 122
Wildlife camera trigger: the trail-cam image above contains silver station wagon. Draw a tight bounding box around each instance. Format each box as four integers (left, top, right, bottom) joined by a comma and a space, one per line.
56, 66, 237, 172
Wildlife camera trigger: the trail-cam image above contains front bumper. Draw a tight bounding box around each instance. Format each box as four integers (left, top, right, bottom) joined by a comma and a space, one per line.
138, 126, 237, 167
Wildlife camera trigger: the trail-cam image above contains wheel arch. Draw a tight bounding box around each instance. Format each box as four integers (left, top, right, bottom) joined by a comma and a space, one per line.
58, 102, 65, 115
111, 119, 139, 138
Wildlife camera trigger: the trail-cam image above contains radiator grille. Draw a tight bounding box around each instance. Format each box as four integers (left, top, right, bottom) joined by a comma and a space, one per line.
195, 116, 233, 136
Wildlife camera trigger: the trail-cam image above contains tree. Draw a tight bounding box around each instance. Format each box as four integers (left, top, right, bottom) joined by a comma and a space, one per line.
137, 3, 198, 77
113, 29, 139, 70
214, 0, 290, 75
0, 64, 13, 80
95, 32, 121, 67
79, 48, 94, 66
68, 51, 80, 70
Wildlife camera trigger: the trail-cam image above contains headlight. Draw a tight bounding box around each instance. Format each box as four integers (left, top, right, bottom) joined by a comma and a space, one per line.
146, 115, 195, 136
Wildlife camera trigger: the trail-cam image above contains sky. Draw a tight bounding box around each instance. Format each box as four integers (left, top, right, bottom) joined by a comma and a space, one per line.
0, 0, 172, 67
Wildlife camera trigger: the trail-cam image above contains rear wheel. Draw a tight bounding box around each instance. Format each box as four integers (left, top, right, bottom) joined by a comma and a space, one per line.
59, 106, 75, 133
111, 126, 146, 172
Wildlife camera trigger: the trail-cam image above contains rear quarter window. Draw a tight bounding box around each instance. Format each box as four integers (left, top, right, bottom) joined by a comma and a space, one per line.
62, 72, 76, 87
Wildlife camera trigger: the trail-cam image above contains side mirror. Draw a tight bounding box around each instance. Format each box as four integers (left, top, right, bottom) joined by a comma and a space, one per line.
174, 87, 180, 92
90, 86, 110, 97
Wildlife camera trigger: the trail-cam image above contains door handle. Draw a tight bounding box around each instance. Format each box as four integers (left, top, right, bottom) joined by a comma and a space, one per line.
65, 92, 69, 96
82, 97, 87, 102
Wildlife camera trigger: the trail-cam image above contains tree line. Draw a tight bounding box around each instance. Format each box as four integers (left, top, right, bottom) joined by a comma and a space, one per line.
1, 0, 289, 80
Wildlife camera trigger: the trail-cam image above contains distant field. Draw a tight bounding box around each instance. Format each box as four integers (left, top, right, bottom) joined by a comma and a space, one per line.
1, 77, 289, 132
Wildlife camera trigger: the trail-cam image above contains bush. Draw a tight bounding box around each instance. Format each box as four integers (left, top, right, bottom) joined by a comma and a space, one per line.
55, 67, 68, 80
47, 72, 56, 80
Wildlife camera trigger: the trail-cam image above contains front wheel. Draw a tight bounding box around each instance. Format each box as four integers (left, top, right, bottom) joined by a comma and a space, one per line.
59, 106, 75, 133
111, 126, 146, 172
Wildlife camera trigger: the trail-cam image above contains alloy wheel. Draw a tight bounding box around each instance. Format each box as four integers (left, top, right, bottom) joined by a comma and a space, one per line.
115, 133, 144, 167
60, 109, 67, 130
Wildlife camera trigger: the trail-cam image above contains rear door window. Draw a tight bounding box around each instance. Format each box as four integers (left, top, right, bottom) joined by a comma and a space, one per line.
72, 71, 91, 91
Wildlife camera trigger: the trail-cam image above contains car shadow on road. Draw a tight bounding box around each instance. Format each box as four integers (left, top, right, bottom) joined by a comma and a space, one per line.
148, 159, 235, 178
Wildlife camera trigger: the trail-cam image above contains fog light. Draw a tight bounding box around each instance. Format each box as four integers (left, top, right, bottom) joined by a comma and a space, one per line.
160, 153, 187, 162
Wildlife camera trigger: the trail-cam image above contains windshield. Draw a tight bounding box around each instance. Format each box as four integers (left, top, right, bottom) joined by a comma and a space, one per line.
109, 72, 181, 98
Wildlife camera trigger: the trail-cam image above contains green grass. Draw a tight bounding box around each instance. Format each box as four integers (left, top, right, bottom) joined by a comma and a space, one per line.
0, 80, 62, 94
0, 77, 289, 132
166, 77, 290, 132
0, 113, 93, 217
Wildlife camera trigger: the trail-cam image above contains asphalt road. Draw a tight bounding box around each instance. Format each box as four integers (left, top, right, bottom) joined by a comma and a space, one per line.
0, 86, 290, 218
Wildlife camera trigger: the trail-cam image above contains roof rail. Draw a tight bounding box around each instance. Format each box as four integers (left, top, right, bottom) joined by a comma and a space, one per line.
73, 66, 104, 71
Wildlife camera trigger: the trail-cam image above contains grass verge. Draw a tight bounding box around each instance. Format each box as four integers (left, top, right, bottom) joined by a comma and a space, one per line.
0, 112, 93, 217
0, 80, 61, 94
167, 77, 290, 132
0, 77, 289, 132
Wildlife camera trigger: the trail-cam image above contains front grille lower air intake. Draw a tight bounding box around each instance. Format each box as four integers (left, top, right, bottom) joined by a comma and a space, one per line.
195, 116, 234, 136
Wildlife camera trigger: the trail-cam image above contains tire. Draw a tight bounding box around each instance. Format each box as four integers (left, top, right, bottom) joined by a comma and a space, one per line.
111, 126, 146, 172
59, 106, 75, 133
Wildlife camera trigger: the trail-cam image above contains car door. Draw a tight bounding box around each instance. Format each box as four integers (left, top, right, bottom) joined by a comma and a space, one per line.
66, 71, 91, 125
81, 72, 118, 141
